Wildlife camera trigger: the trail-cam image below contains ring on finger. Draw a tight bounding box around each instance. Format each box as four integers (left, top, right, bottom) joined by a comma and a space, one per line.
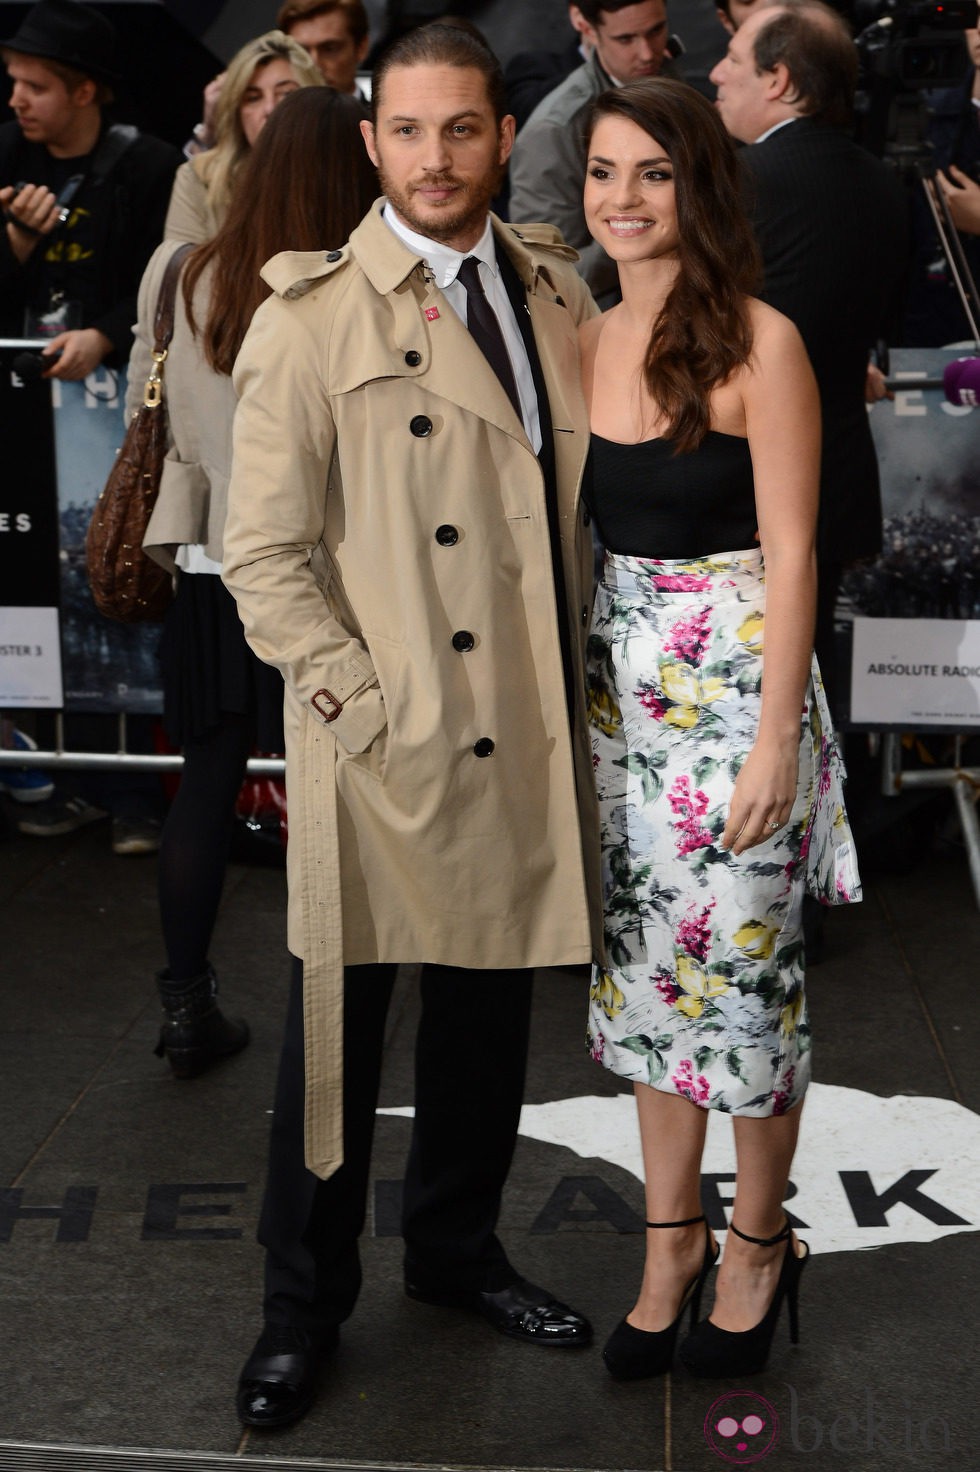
766, 819, 781, 831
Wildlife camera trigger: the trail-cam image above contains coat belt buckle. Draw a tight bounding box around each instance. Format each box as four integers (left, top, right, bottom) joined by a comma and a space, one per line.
312, 688, 343, 722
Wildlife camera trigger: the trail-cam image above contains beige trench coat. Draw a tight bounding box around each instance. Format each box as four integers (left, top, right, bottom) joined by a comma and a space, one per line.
222, 203, 602, 1178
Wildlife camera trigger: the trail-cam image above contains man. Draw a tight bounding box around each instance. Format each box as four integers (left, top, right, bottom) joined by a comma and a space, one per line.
278, 0, 370, 95
223, 22, 602, 1431
0, 0, 180, 380
508, 1, 675, 306
710, 0, 907, 706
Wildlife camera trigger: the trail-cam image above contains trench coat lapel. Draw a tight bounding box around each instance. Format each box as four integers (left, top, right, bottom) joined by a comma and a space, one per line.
348, 205, 584, 453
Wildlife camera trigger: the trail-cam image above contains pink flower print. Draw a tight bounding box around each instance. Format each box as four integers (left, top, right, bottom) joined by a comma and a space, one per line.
672, 1058, 711, 1106
663, 607, 712, 667
651, 573, 712, 592
668, 774, 714, 856
676, 900, 716, 962
654, 966, 680, 1005
637, 683, 668, 721
771, 1066, 796, 1117
819, 737, 833, 795
588, 1029, 605, 1064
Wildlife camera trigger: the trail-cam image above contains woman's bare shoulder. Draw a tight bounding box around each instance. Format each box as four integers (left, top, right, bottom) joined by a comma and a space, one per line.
744, 295, 806, 358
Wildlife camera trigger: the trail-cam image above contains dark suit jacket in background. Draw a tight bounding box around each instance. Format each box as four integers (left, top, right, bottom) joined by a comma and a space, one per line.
740, 117, 908, 565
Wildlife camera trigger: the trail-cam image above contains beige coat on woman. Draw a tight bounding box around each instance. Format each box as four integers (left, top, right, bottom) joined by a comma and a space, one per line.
223, 203, 602, 1177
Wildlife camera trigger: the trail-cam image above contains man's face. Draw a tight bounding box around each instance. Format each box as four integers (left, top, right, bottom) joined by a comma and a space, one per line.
360, 63, 515, 252
717, 0, 765, 35
287, 9, 368, 93
710, 7, 782, 143
578, 1, 668, 83
6, 53, 88, 150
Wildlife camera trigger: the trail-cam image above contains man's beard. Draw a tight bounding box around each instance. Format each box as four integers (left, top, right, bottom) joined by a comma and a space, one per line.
378, 163, 503, 245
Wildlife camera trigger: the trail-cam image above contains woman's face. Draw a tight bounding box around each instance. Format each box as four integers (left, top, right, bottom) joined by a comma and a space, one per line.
584, 113, 679, 266
239, 57, 301, 146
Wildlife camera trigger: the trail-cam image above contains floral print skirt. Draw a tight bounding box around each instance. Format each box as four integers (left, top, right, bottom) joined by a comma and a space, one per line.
586, 546, 854, 1117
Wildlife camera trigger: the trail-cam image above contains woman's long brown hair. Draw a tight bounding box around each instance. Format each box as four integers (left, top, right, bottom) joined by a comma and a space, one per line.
183, 87, 379, 376
586, 78, 761, 453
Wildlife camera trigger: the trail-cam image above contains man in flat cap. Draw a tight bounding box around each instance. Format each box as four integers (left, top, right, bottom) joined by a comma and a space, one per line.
0, 0, 180, 379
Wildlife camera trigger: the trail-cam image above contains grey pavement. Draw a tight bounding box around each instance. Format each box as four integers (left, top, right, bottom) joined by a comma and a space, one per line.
0, 772, 977, 1472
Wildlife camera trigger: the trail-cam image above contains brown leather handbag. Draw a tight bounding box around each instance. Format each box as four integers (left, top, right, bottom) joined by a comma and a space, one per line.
86, 242, 194, 622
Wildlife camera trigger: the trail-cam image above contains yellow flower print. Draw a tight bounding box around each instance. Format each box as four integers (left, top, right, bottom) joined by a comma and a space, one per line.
675, 954, 730, 1019
781, 991, 804, 1037
660, 663, 727, 731
588, 685, 622, 736
591, 969, 626, 1019
733, 919, 780, 960
738, 611, 765, 655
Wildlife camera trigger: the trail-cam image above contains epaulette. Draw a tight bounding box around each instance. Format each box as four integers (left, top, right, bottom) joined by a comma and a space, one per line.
261, 245, 352, 300
504, 222, 579, 263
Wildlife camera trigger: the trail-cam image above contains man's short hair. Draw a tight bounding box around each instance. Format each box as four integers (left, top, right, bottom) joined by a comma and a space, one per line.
575, 0, 658, 25
277, 0, 369, 47
751, 1, 857, 128
371, 20, 506, 123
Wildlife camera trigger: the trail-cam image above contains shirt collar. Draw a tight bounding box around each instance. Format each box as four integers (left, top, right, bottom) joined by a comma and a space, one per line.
754, 117, 799, 145
381, 203, 498, 289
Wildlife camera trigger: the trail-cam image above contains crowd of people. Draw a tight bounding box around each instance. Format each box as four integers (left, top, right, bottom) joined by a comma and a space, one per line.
0, 0, 976, 1438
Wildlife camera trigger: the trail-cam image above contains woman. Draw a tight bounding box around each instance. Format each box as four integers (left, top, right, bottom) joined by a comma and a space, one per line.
580, 79, 860, 1379
164, 30, 324, 245
130, 89, 379, 1077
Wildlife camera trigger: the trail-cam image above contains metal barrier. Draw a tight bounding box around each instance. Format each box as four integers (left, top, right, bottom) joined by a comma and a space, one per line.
0, 713, 285, 778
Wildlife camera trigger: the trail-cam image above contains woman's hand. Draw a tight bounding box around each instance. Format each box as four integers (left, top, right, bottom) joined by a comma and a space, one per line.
720, 736, 799, 855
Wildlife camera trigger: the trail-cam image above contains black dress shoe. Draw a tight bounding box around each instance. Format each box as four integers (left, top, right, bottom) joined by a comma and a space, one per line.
405, 1275, 592, 1347
236, 1324, 337, 1428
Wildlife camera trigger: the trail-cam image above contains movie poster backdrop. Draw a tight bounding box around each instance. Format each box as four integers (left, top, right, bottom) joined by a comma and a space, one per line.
847, 347, 980, 729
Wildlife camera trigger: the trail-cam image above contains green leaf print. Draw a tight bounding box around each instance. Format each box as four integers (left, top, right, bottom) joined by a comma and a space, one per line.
619, 1034, 655, 1056
725, 1048, 749, 1083
648, 1050, 668, 1086
694, 1045, 719, 1072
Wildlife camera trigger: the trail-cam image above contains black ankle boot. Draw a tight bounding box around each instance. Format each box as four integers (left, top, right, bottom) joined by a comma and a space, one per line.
153, 965, 249, 1079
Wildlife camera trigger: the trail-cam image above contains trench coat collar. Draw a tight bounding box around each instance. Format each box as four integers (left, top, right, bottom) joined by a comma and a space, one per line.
346, 200, 581, 450
350, 197, 548, 299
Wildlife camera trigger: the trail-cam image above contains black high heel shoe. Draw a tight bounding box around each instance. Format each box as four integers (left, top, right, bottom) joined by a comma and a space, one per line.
678, 1218, 809, 1378
602, 1214, 720, 1381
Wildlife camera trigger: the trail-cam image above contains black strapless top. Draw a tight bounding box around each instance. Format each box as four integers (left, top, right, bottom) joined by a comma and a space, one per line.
584, 431, 758, 559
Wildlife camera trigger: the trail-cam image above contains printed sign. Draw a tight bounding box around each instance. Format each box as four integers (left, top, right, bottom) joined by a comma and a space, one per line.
851, 616, 980, 725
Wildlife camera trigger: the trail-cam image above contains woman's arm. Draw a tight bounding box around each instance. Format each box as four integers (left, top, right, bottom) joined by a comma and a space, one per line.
720, 300, 820, 855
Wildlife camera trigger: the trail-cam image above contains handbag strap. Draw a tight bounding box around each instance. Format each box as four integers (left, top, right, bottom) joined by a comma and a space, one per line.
153, 241, 196, 352
144, 242, 195, 408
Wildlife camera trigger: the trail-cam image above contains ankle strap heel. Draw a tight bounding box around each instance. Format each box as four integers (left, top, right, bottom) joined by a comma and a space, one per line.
645, 1213, 706, 1228
728, 1218, 791, 1247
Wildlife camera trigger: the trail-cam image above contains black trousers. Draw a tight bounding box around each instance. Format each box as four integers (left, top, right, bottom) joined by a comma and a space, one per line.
258, 955, 535, 1333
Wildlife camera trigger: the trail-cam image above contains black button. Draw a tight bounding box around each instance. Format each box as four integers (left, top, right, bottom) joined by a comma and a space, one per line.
326, 250, 342, 262
473, 738, 495, 758
452, 630, 475, 652
410, 415, 433, 437
582, 509, 591, 527
405, 350, 422, 367
435, 524, 459, 546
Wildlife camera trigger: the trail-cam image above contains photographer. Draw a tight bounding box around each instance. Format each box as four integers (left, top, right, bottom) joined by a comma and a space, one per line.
0, 0, 179, 380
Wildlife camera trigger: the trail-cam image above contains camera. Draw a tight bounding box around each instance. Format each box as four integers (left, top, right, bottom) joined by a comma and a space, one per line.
848, 1, 980, 91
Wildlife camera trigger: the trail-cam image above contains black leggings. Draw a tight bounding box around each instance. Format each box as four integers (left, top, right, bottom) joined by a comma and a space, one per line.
157, 712, 254, 980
